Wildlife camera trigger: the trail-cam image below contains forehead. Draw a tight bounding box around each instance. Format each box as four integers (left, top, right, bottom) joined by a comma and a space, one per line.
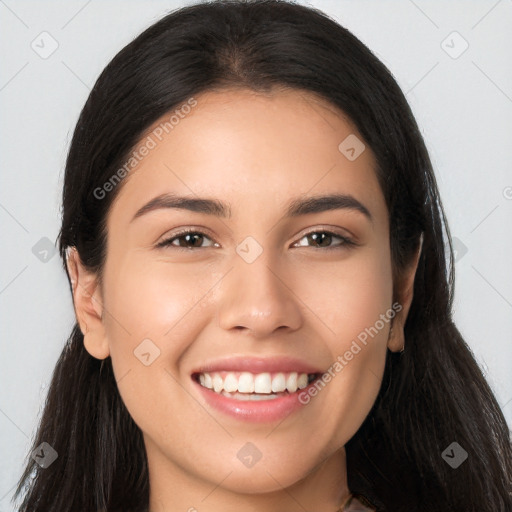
107, 87, 386, 227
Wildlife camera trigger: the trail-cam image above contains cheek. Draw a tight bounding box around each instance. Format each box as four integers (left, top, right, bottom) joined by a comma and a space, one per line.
104, 253, 218, 339
304, 245, 393, 343
336, 249, 393, 378
100, 258, 220, 444
101, 253, 227, 411
298, 247, 393, 435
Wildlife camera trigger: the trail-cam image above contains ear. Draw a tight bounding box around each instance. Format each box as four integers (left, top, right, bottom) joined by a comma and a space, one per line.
66, 247, 110, 360
387, 235, 423, 352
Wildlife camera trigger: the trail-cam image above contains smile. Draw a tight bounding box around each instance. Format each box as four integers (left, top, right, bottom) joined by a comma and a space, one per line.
194, 371, 318, 400
191, 358, 325, 422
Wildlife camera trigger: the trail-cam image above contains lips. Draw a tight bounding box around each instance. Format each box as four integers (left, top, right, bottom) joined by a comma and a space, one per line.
190, 355, 323, 375
190, 356, 324, 422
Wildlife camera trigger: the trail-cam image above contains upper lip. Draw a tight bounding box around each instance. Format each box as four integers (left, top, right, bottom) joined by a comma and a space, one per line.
191, 356, 323, 375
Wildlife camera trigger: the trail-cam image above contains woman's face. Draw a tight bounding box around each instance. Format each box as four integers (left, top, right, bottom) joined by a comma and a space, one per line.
77, 88, 402, 497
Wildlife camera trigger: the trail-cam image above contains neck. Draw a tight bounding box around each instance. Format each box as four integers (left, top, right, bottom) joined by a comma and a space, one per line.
146, 439, 350, 512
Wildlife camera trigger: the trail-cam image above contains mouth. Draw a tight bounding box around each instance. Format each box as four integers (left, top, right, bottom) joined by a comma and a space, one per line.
190, 356, 325, 422
192, 371, 322, 401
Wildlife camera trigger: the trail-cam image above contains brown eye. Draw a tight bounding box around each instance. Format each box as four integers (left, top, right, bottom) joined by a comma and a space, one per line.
156, 228, 356, 251
294, 230, 355, 250
157, 229, 217, 250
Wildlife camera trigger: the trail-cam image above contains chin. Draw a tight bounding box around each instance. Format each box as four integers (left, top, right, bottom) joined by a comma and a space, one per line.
212, 465, 307, 495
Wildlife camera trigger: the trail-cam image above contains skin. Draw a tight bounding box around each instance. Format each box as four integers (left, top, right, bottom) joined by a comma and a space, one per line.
67, 88, 420, 512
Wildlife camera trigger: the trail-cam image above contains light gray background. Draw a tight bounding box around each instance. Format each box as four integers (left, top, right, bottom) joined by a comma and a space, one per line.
1, 0, 511, 510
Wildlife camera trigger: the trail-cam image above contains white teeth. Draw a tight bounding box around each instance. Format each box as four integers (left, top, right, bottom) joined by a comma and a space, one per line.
197, 370, 314, 395
254, 373, 272, 393
297, 373, 309, 389
271, 372, 286, 392
238, 372, 254, 393
223, 373, 238, 393
221, 390, 280, 401
212, 374, 223, 393
286, 372, 298, 393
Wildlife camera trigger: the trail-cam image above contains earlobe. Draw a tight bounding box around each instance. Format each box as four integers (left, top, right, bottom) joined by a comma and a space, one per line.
66, 247, 110, 360
387, 317, 405, 353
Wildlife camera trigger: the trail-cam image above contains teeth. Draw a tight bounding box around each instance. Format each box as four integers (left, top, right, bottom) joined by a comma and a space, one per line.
297, 373, 309, 389
197, 371, 315, 395
286, 372, 298, 393
212, 374, 223, 393
221, 390, 280, 400
271, 372, 286, 392
254, 373, 272, 393
238, 372, 254, 393
223, 373, 238, 393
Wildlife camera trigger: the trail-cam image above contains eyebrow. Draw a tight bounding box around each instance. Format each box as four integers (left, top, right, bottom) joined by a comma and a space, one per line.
130, 192, 373, 223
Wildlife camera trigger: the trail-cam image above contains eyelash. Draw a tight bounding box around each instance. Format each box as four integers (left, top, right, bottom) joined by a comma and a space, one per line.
156, 227, 357, 251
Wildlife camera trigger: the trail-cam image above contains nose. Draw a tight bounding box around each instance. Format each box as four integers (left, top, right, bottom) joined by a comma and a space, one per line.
217, 249, 303, 339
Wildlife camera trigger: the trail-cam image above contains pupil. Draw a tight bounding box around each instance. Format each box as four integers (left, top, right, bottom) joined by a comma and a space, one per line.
182, 233, 203, 248
309, 232, 330, 247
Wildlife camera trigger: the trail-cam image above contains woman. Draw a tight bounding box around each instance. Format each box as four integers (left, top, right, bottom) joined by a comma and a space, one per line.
14, 1, 512, 511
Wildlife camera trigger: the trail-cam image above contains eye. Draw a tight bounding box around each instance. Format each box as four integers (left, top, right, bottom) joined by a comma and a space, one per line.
156, 228, 218, 250
156, 228, 356, 251
293, 230, 356, 250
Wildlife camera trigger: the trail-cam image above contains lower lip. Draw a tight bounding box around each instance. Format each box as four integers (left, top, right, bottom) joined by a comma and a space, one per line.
192, 377, 318, 423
